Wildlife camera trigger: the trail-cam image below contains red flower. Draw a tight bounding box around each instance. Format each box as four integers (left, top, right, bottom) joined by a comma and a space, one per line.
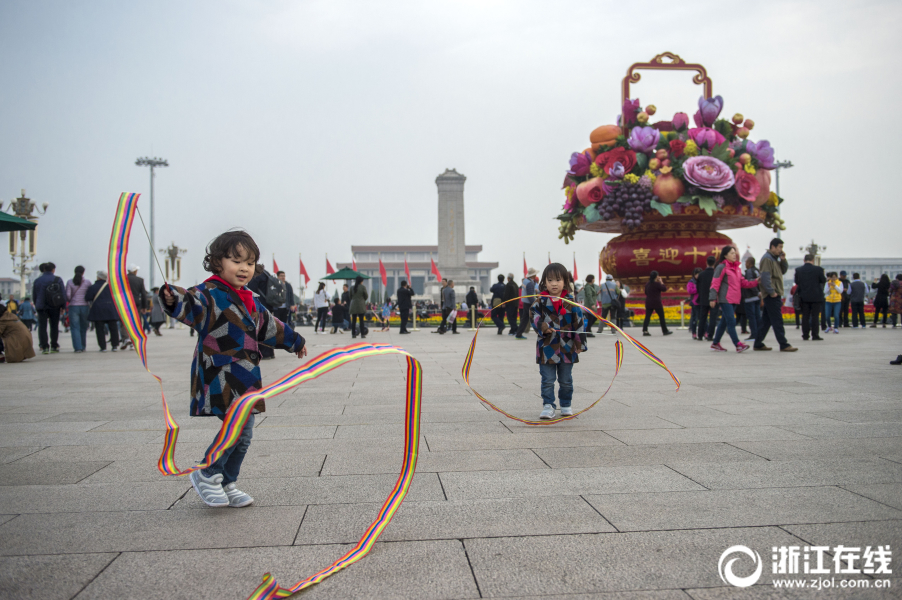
669, 139, 686, 158
734, 170, 761, 202
595, 147, 637, 175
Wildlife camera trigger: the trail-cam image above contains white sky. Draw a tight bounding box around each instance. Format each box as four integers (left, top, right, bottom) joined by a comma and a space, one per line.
2, 0, 899, 291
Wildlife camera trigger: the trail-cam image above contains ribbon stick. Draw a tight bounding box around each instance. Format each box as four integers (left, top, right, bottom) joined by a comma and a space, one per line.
107, 193, 423, 599
462, 295, 679, 424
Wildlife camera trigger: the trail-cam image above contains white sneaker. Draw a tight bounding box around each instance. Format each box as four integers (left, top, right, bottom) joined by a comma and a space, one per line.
223, 482, 254, 507
189, 470, 229, 507
560, 407, 573, 416
539, 404, 555, 420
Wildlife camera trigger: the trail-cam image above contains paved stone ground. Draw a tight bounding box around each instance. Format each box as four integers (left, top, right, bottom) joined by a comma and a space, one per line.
1, 322, 901, 599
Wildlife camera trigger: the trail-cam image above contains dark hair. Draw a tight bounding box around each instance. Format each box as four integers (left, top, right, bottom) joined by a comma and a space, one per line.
497, 274, 505, 282
692, 267, 702, 278
354, 275, 364, 293
276, 270, 284, 276
804, 254, 814, 262
648, 270, 659, 282
385, 296, 391, 303
400, 280, 408, 287
717, 245, 735, 263
45, 262, 55, 271
316, 282, 326, 292
151, 287, 160, 293
853, 272, 860, 279
745, 256, 756, 268
879, 274, 890, 285
73, 265, 85, 286
37, 263, 46, 273
203, 231, 260, 274
706, 256, 716, 267
586, 274, 595, 282
769, 238, 784, 248
539, 263, 574, 292
897, 273, 902, 281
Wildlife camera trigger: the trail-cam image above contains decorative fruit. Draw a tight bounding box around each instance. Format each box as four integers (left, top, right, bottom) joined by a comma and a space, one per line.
637, 112, 649, 124
655, 149, 668, 161
646, 105, 657, 116
589, 125, 622, 151
583, 147, 597, 161
652, 173, 685, 203
737, 127, 750, 139
752, 168, 771, 207
728, 148, 735, 159
732, 113, 744, 124
576, 177, 605, 207
662, 158, 671, 167
648, 158, 660, 170
739, 153, 751, 165
744, 119, 755, 130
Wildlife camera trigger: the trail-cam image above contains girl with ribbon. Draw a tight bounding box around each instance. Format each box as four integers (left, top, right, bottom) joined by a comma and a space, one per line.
160, 230, 308, 508
532, 263, 587, 420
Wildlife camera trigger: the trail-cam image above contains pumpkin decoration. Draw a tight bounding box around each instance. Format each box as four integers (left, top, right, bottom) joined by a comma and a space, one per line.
589, 125, 621, 151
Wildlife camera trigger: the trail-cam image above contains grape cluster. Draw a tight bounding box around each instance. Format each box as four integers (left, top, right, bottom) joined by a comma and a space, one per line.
598, 182, 655, 229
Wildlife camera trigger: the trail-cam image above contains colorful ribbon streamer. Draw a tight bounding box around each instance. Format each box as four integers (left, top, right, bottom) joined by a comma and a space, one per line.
462, 296, 680, 424
107, 193, 423, 599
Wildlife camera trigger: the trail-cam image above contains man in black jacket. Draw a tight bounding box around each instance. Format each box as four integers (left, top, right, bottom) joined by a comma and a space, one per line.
794, 254, 826, 341
489, 274, 506, 334
248, 266, 277, 358
396, 280, 414, 334
120, 265, 149, 349
503, 273, 519, 336
694, 256, 717, 341
465, 287, 479, 327
274, 271, 295, 327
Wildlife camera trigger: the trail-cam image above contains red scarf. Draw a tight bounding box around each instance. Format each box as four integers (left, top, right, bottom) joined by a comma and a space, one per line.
540, 289, 570, 315
207, 275, 256, 316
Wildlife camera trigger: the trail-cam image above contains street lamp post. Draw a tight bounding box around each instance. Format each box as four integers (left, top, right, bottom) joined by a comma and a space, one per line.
3, 189, 48, 298
135, 156, 169, 288
772, 160, 794, 205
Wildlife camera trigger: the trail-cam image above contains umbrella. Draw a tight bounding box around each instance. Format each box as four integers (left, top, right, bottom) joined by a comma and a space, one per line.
321, 267, 370, 281
0, 212, 37, 232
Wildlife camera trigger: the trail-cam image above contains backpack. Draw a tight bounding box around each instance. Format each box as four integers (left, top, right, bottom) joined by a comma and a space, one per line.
263, 273, 286, 307
45, 278, 66, 308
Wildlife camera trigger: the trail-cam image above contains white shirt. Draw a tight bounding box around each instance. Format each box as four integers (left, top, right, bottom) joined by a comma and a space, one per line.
313, 290, 330, 309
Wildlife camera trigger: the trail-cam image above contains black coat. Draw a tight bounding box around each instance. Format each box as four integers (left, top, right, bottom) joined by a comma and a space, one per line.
644, 280, 666, 310
466, 290, 479, 307
696, 267, 715, 305
396, 286, 414, 310
85, 279, 120, 322
503, 280, 519, 302
794, 263, 826, 303
128, 274, 148, 310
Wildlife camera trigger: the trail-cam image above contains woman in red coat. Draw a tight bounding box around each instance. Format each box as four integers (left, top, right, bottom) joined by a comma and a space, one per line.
643, 271, 672, 337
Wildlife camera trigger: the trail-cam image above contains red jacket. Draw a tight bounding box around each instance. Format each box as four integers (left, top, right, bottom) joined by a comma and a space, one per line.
710, 260, 758, 304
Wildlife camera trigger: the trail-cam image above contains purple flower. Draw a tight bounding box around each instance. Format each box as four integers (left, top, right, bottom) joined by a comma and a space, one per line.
697, 96, 724, 127
682, 156, 735, 192
622, 98, 641, 126
568, 151, 592, 177
672, 112, 689, 130
607, 161, 625, 179
688, 127, 726, 150
627, 126, 660, 154
746, 140, 775, 170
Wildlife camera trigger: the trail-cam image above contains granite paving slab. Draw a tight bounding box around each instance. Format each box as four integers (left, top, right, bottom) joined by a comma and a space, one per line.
840, 483, 902, 511
323, 448, 546, 475
667, 458, 902, 489
0, 480, 190, 513
0, 553, 118, 600
0, 460, 111, 485
535, 442, 765, 469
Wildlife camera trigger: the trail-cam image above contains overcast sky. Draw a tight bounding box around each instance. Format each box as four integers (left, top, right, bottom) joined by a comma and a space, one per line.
2, 0, 899, 291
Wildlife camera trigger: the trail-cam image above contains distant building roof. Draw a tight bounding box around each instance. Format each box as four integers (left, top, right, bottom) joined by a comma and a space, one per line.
351, 245, 483, 253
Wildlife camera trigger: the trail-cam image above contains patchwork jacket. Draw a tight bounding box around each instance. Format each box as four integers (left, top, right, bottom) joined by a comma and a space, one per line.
530, 291, 587, 365
162, 280, 305, 417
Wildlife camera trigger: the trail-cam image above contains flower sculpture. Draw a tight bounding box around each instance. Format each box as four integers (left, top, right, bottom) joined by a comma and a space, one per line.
557, 94, 787, 243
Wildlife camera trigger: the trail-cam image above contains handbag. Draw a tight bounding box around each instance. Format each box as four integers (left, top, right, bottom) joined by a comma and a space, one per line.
605, 282, 622, 310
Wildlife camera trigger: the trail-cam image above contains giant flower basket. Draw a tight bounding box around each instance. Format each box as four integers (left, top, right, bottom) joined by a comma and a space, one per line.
557, 53, 787, 298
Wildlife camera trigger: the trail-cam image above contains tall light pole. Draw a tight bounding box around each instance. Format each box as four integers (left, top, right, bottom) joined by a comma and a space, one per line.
135, 156, 168, 287
773, 160, 794, 209
3, 189, 48, 298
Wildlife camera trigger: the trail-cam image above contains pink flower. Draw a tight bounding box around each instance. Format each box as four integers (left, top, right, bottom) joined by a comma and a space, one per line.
576, 177, 606, 207
672, 112, 689, 130
688, 127, 726, 150
682, 156, 735, 192
734, 171, 761, 202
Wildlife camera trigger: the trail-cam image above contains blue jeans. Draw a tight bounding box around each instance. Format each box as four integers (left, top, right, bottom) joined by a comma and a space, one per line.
825, 302, 842, 329
539, 362, 573, 408
201, 413, 254, 485
713, 303, 740, 346
744, 300, 760, 339
68, 305, 90, 351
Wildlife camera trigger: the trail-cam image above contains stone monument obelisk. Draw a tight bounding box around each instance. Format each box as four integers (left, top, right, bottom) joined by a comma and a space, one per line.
429, 168, 479, 301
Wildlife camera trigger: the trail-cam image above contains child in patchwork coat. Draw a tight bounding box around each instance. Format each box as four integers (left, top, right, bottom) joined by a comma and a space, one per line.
531, 263, 587, 420
161, 231, 307, 508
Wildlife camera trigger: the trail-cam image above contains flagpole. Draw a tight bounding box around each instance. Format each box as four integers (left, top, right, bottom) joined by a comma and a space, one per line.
299, 252, 305, 303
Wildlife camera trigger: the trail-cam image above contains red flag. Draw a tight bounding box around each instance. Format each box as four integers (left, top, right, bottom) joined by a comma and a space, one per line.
573, 255, 578, 280
272, 255, 280, 274
523, 254, 527, 277
404, 256, 411, 282
430, 258, 442, 280
299, 257, 310, 285
326, 257, 335, 275
352, 255, 357, 270
379, 257, 388, 287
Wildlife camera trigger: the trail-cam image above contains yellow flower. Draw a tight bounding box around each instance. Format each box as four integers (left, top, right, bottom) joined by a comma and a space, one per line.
589, 163, 602, 177
743, 163, 756, 174
624, 173, 640, 184
644, 169, 657, 184
684, 140, 699, 156
766, 191, 779, 207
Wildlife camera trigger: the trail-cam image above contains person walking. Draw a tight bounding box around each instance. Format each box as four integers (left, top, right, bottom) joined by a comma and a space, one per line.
695, 256, 717, 341
597, 275, 621, 334
708, 246, 758, 353
149, 287, 166, 335
790, 283, 802, 329
349, 276, 368, 338
871, 274, 891, 328
754, 238, 797, 352
515, 268, 539, 338
580, 274, 599, 338
312, 282, 330, 333
794, 254, 827, 341
274, 271, 295, 329
380, 296, 392, 332
85, 271, 121, 352
642, 271, 672, 336
823, 272, 843, 334
849, 273, 870, 328
839, 271, 852, 328
440, 281, 457, 334
889, 274, 902, 328
32, 262, 66, 354
397, 280, 414, 334
489, 274, 506, 334
466, 286, 479, 328
742, 256, 761, 342
17, 297, 35, 331
65, 265, 92, 353
687, 268, 701, 339
503, 273, 520, 336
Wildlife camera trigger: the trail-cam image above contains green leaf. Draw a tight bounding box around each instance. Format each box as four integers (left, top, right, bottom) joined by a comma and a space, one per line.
555, 213, 574, 221
676, 195, 695, 204
713, 118, 733, 139
582, 203, 602, 223
711, 141, 731, 163
697, 196, 718, 216
649, 199, 673, 217
635, 152, 648, 173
